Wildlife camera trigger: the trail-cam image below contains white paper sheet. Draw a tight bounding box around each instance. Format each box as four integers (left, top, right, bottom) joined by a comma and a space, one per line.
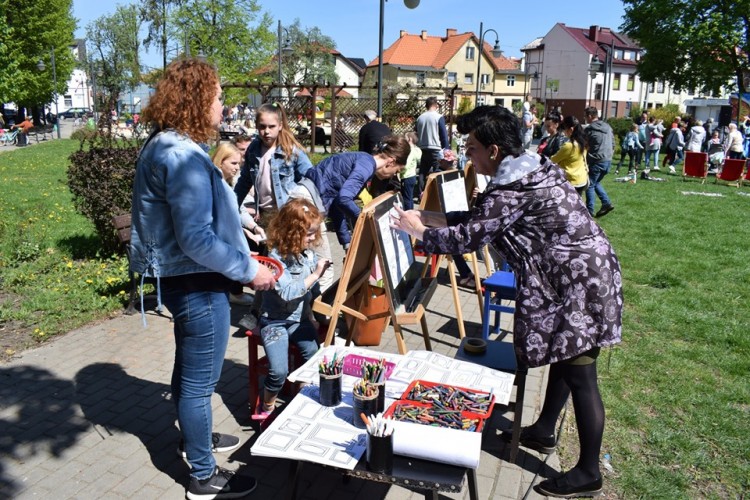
250, 385, 367, 470
390, 420, 482, 469
288, 346, 514, 405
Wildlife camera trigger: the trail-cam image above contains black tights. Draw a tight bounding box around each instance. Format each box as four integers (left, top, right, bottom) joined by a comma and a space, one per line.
534, 361, 604, 481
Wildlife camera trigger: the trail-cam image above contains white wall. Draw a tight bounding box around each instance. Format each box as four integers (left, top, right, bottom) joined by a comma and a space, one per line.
335, 57, 361, 97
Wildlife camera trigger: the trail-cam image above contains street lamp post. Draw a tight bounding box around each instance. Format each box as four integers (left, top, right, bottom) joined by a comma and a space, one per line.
590, 42, 614, 119
377, 0, 420, 119
589, 55, 603, 109
474, 22, 503, 107
523, 63, 540, 102
36, 48, 61, 139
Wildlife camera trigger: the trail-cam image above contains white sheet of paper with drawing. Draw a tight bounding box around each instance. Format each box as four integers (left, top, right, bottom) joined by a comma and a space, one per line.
250, 386, 367, 469
376, 202, 413, 287
441, 177, 469, 212
288, 346, 514, 405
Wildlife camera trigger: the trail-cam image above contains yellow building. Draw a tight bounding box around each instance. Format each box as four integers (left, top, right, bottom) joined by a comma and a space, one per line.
364, 28, 527, 111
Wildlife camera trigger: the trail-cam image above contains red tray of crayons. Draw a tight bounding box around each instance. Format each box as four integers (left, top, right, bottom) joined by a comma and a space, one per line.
383, 380, 495, 433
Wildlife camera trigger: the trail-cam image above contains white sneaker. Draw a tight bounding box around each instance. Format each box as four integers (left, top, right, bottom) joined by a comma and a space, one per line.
669, 166, 676, 174
229, 293, 254, 306
652, 166, 661, 171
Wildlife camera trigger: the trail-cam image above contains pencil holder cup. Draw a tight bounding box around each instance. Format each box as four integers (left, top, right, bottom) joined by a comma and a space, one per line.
368, 382, 386, 414
319, 373, 342, 407
366, 431, 394, 474
352, 389, 379, 428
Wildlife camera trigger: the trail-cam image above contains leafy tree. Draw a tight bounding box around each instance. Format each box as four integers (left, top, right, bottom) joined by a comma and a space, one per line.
621, 0, 750, 96
86, 5, 143, 112
139, 0, 183, 71
280, 19, 338, 86
171, 0, 275, 101
0, 0, 77, 118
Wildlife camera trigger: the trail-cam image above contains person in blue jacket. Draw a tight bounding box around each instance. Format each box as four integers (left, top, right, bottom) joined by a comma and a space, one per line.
129, 58, 275, 500
234, 102, 312, 228
290, 134, 410, 290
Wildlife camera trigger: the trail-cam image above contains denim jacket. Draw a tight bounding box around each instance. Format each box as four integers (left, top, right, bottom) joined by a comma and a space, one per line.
260, 247, 319, 324
235, 139, 312, 212
130, 130, 257, 284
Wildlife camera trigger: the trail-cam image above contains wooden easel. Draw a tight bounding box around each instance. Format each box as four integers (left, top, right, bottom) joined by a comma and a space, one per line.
463, 162, 500, 276
312, 192, 434, 354
418, 169, 484, 340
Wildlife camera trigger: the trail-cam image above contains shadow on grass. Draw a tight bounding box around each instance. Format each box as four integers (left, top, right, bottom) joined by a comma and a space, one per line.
57, 234, 104, 260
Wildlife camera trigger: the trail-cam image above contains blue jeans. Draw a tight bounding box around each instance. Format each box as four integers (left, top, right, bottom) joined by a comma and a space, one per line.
586, 161, 612, 215
644, 149, 659, 168
400, 176, 417, 210
162, 288, 230, 480
261, 319, 319, 394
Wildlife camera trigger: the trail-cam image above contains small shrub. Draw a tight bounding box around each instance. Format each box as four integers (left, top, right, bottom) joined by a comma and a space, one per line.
607, 116, 635, 140
67, 131, 144, 254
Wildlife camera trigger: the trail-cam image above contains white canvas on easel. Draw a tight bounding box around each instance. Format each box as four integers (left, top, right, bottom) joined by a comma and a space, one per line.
440, 177, 469, 212
375, 200, 412, 288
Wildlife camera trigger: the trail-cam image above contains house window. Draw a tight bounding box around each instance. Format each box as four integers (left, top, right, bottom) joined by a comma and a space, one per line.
506, 75, 515, 87
594, 84, 603, 100
623, 51, 633, 61
480, 73, 490, 86
511, 99, 521, 108
614, 49, 623, 59
655, 103, 663, 108
464, 73, 474, 84
447, 72, 457, 84
626, 75, 634, 91
64, 95, 73, 107
613, 73, 621, 90
495, 98, 505, 107
465, 46, 475, 60
657, 81, 665, 93
648, 82, 655, 93
416, 72, 425, 85
477, 96, 486, 105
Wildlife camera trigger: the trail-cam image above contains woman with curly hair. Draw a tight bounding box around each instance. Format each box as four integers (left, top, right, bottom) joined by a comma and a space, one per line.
255, 198, 331, 418
391, 105, 622, 499
129, 58, 275, 499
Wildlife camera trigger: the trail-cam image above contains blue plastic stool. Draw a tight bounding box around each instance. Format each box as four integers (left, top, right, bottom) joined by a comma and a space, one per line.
481, 269, 516, 340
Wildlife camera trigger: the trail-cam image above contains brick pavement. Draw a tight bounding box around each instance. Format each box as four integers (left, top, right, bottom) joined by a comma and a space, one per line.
0, 237, 560, 499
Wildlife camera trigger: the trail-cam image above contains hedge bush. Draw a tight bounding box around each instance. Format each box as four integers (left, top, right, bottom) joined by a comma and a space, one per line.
67, 133, 142, 254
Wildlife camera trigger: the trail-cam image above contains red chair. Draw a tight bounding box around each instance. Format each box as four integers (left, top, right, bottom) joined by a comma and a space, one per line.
716, 158, 745, 187
682, 151, 708, 183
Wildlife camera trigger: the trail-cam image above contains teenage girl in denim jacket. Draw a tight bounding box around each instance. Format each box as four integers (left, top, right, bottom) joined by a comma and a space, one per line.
234, 103, 312, 227
255, 198, 331, 418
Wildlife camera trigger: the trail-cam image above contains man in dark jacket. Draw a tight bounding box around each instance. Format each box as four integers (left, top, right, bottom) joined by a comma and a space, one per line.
358, 110, 391, 154
584, 107, 615, 217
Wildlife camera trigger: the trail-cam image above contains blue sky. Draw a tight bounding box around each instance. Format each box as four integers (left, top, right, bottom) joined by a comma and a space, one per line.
73, 0, 627, 68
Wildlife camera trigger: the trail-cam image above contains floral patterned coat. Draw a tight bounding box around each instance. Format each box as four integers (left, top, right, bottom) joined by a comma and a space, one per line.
421, 153, 623, 367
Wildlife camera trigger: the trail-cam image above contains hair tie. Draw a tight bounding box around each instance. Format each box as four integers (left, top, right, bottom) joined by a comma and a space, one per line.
302, 205, 309, 212
375, 142, 387, 153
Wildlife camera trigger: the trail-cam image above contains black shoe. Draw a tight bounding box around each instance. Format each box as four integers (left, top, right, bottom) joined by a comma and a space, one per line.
533, 474, 603, 498
178, 433, 241, 458
187, 466, 257, 500
595, 205, 614, 218
501, 426, 557, 454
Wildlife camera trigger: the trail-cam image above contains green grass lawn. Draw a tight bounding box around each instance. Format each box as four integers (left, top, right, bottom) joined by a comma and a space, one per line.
0, 142, 748, 496
571, 172, 750, 498
0, 140, 130, 356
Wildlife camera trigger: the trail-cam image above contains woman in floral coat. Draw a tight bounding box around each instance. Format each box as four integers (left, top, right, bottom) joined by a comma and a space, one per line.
391, 105, 622, 499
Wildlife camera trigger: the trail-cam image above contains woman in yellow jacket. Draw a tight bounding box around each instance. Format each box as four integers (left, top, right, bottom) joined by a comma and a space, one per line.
551, 115, 589, 194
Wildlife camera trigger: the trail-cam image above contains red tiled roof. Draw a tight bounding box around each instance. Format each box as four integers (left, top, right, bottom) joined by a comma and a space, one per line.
557, 23, 640, 67
368, 30, 520, 71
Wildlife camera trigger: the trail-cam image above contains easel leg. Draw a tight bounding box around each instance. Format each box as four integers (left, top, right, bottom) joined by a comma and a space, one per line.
467, 468, 479, 500
469, 251, 483, 312
446, 256, 466, 339
392, 322, 409, 354
419, 311, 432, 351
